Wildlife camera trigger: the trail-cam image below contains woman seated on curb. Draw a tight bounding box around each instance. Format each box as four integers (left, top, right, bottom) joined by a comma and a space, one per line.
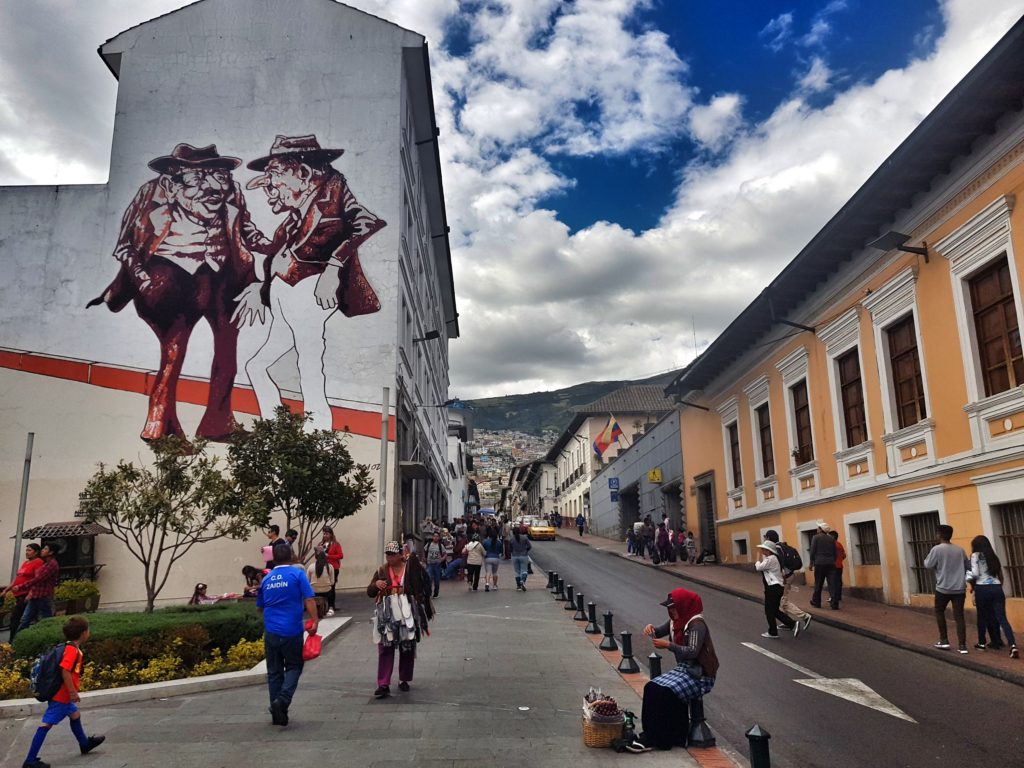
629, 587, 719, 753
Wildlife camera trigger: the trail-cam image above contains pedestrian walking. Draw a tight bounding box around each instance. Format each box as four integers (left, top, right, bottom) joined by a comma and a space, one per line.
483, 526, 503, 591
656, 523, 672, 564
21, 616, 105, 768
258, 542, 318, 726
967, 535, 1018, 658
306, 547, 336, 618
631, 588, 719, 752
626, 526, 638, 556
765, 530, 812, 635
367, 540, 433, 697
642, 517, 656, 560
685, 531, 697, 564
755, 541, 796, 638
319, 525, 344, 616
510, 526, 532, 591
423, 531, 446, 599
808, 522, 838, 610
464, 534, 485, 591
829, 530, 846, 605
17, 544, 59, 633
1, 542, 42, 642
285, 528, 300, 559
923, 524, 970, 654
576, 512, 586, 537
262, 525, 282, 569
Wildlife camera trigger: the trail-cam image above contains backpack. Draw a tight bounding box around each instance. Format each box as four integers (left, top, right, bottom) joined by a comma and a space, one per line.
776, 542, 803, 574
30, 642, 68, 702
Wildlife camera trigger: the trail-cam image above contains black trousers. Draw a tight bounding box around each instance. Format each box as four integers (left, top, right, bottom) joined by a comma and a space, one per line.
8, 597, 26, 642
466, 564, 481, 590
812, 565, 838, 608
641, 681, 688, 750
764, 583, 794, 635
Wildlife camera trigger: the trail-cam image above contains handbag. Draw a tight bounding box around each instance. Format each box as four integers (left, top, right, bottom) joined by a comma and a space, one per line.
302, 632, 322, 661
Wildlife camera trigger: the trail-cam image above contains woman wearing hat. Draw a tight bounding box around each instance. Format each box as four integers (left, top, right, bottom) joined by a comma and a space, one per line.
367, 541, 433, 698
756, 540, 796, 638
632, 587, 719, 752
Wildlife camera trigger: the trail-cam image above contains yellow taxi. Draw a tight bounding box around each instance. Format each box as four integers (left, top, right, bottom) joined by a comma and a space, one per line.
526, 517, 556, 541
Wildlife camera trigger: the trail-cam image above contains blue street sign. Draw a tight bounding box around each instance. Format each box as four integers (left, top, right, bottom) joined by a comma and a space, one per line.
610, 491, 620, 503
608, 477, 620, 490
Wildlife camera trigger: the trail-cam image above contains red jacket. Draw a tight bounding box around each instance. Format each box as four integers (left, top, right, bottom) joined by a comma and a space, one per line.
10, 558, 44, 597
323, 541, 344, 571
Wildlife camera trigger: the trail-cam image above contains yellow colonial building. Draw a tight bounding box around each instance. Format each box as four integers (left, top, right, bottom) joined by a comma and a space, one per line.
666, 17, 1024, 626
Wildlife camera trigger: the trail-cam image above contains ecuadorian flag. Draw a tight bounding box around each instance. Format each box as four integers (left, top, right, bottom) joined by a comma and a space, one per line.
593, 415, 623, 458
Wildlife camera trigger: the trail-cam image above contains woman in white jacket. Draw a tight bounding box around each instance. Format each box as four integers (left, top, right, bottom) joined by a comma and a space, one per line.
756, 541, 796, 639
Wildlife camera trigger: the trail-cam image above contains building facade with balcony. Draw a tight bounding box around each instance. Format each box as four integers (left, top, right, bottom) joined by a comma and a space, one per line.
666, 17, 1024, 623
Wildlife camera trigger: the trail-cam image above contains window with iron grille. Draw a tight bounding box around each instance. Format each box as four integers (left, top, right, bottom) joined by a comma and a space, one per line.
727, 421, 742, 487
756, 403, 774, 477
905, 511, 941, 594
995, 501, 1024, 597
887, 315, 927, 429
837, 348, 867, 447
791, 380, 814, 464
852, 520, 881, 565
969, 256, 1024, 397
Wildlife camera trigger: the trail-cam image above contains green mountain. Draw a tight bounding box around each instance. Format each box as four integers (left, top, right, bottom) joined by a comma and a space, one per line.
464, 371, 680, 435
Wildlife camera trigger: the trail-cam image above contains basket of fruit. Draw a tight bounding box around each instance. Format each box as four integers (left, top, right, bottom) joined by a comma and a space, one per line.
582, 688, 625, 748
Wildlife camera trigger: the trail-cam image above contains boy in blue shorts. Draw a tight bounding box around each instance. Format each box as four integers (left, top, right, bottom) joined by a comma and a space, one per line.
23, 616, 105, 768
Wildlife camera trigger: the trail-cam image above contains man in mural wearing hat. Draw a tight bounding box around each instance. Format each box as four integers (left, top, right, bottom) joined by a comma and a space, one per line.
232, 134, 385, 431
88, 143, 268, 441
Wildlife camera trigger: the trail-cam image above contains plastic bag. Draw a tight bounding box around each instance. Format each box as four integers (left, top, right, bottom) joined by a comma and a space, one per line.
302, 632, 322, 661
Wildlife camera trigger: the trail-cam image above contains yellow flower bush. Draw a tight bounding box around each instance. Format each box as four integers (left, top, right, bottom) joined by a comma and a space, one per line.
224, 639, 264, 671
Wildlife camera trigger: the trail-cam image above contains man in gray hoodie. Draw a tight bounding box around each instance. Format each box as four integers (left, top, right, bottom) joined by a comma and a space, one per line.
923, 524, 970, 653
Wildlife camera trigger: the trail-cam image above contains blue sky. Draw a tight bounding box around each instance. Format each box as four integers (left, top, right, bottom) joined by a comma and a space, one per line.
0, 0, 1022, 398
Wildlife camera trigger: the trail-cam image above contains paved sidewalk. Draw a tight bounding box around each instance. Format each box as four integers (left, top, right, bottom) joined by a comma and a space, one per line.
560, 529, 1024, 687
0, 572, 727, 768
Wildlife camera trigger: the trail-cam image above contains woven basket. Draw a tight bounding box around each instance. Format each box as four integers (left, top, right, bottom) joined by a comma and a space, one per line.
582, 717, 624, 748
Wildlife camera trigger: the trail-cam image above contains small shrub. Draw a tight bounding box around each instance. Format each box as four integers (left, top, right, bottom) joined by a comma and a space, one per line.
2, 592, 14, 611
161, 624, 210, 667
53, 580, 100, 601
224, 638, 264, 671
188, 650, 225, 677
0, 663, 30, 699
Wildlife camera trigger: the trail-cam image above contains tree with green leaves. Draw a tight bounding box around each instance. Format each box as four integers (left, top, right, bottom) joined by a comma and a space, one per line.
228, 406, 374, 563
80, 436, 261, 613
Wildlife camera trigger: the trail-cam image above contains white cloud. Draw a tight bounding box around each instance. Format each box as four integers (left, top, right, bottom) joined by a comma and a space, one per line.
760, 12, 794, 52
687, 93, 744, 151
799, 56, 833, 92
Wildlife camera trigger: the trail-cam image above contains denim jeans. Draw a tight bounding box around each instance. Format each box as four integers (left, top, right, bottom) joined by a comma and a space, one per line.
17, 597, 54, 631
511, 556, 530, 586
264, 631, 304, 707
975, 583, 1016, 647
426, 562, 443, 597
443, 558, 465, 579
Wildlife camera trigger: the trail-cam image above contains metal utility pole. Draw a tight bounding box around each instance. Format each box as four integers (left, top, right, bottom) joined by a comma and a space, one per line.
10, 432, 34, 584
377, 387, 390, 557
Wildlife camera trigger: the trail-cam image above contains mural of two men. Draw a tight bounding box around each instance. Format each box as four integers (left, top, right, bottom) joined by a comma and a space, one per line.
88, 134, 386, 441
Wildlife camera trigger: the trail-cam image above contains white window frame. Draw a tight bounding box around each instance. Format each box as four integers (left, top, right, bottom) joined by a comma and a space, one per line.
972, 466, 1024, 598
777, 347, 819, 498
842, 509, 889, 600
888, 485, 947, 604
731, 532, 751, 564
717, 396, 745, 513
935, 195, 1024, 451
863, 267, 936, 475
818, 308, 875, 489
744, 376, 779, 508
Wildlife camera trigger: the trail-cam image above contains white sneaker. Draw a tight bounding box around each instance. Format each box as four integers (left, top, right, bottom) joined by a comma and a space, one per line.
760, 632, 779, 639
326, 609, 335, 617
792, 621, 801, 638
802, 616, 812, 631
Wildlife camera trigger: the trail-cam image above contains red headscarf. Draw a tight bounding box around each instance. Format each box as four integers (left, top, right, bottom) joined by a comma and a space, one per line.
667, 587, 703, 645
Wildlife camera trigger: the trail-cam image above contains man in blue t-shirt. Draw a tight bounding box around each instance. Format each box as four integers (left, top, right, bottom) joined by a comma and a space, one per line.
257, 542, 317, 726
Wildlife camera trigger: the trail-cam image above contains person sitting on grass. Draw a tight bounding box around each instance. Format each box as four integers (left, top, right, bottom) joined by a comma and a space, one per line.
242, 565, 263, 598
629, 588, 719, 753
22, 616, 105, 768
188, 582, 220, 605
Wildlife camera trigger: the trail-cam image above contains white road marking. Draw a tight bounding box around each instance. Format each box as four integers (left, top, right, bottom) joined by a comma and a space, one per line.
741, 642, 822, 678
741, 642, 917, 723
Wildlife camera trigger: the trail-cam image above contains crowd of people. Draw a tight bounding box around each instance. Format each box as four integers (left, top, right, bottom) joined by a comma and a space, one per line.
625, 514, 700, 565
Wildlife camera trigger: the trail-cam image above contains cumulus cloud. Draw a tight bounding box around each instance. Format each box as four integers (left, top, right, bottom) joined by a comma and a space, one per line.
2, 0, 1024, 400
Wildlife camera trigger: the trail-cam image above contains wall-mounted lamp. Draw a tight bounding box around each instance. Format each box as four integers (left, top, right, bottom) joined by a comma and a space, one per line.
868, 230, 929, 263
413, 330, 441, 342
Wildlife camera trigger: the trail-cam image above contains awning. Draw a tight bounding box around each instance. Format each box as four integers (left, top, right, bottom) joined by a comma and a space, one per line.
399, 461, 432, 480
19, 521, 108, 539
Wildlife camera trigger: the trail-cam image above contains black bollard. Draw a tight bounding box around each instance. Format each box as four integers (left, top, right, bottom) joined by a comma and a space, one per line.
599, 611, 619, 651
550, 572, 560, 594
564, 584, 576, 609
555, 578, 567, 601
688, 698, 716, 748
617, 631, 641, 673
745, 724, 770, 767
648, 652, 662, 679
574, 593, 587, 621
585, 602, 601, 634
547, 570, 555, 589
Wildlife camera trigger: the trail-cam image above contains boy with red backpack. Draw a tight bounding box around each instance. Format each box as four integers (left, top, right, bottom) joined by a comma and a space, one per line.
23, 616, 105, 768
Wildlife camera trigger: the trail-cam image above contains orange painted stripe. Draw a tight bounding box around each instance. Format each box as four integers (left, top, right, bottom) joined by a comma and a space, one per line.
0, 347, 396, 441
